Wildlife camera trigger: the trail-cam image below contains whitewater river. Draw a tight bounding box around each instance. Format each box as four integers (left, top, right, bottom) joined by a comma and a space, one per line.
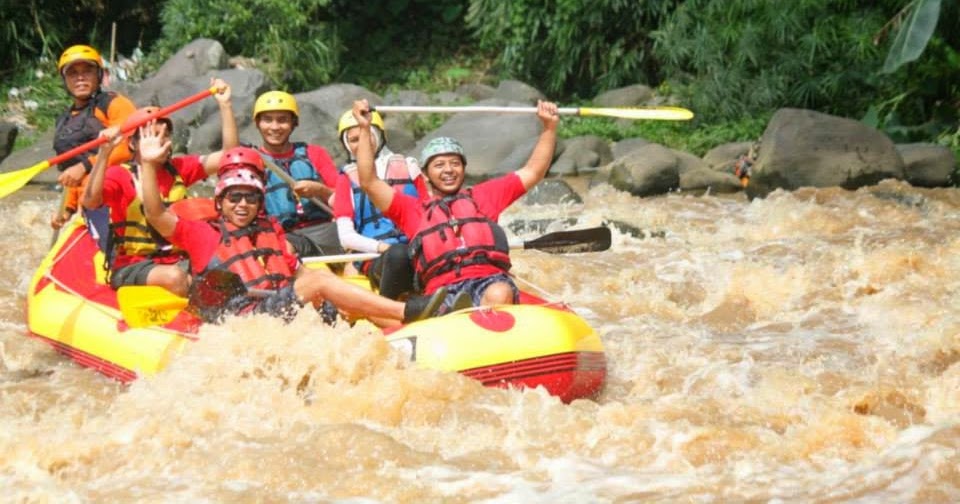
2, 178, 959, 502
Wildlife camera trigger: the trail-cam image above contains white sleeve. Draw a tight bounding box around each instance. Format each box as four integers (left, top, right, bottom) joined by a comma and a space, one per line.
336, 216, 381, 253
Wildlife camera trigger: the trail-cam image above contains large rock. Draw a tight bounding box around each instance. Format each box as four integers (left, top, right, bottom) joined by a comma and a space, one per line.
896, 143, 956, 188
611, 137, 652, 159
0, 130, 57, 185
150, 39, 228, 84
519, 178, 582, 205
456, 83, 495, 101
679, 167, 743, 194
551, 135, 612, 176
608, 143, 680, 197
703, 141, 752, 169
382, 90, 430, 132
493, 80, 545, 103
188, 69, 270, 153
746, 108, 904, 198
0, 121, 17, 163
593, 84, 654, 107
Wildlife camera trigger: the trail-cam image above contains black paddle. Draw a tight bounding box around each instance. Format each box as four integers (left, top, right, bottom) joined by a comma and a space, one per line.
514, 226, 612, 254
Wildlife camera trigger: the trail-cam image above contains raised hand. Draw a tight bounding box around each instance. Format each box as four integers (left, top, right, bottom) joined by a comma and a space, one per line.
138, 120, 172, 166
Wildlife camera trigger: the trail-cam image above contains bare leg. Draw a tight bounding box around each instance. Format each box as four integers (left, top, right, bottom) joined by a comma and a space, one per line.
146, 265, 191, 297
295, 268, 405, 321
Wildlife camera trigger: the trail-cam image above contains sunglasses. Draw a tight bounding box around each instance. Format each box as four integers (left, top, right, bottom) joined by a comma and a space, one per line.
223, 191, 263, 204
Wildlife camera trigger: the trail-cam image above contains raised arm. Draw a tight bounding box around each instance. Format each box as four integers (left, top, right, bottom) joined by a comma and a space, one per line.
81, 127, 122, 209
352, 99, 396, 212
138, 122, 179, 238
201, 78, 237, 176
515, 100, 560, 191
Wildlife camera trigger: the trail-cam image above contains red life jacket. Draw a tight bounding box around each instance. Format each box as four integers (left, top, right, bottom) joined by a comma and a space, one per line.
409, 191, 511, 290
205, 217, 296, 291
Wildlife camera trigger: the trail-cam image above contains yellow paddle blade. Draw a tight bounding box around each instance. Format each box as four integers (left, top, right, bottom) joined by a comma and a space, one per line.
578, 106, 694, 121
0, 161, 50, 199
117, 285, 189, 328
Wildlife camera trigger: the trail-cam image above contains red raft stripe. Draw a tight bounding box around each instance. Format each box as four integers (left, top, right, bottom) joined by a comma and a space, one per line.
26, 332, 138, 383
461, 351, 606, 382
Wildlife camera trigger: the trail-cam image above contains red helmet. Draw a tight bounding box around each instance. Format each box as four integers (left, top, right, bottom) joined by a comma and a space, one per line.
215, 168, 265, 198
218, 146, 265, 178
123, 106, 173, 139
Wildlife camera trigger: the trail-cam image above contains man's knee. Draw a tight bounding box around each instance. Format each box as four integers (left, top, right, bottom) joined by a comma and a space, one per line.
480, 281, 514, 306
148, 265, 190, 297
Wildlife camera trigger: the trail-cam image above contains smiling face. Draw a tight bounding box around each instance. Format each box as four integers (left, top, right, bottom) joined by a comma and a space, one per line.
343, 126, 380, 157
219, 186, 263, 227
62, 61, 100, 101
256, 111, 296, 152
425, 154, 466, 196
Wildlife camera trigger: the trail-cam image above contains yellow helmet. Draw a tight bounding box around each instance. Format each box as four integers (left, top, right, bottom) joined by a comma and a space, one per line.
57, 44, 104, 75
337, 109, 385, 135
253, 91, 299, 122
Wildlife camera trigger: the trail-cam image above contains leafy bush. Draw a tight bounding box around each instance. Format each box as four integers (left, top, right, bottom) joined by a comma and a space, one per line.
332, 0, 472, 88
0, 0, 162, 79
466, 0, 674, 99
653, 0, 960, 135
156, 0, 339, 91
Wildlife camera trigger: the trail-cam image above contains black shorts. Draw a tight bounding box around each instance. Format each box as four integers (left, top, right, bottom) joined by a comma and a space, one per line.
110, 258, 190, 289
286, 222, 344, 257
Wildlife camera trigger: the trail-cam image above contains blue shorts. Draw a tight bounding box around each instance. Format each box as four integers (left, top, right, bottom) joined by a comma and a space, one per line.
443, 273, 518, 309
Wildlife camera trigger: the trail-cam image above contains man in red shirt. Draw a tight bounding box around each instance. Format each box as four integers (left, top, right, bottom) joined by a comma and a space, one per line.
139, 145, 445, 325
351, 98, 560, 310
82, 80, 237, 296
252, 91, 343, 257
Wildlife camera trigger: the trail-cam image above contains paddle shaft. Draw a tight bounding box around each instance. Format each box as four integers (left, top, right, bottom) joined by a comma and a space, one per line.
300, 226, 612, 264
261, 159, 334, 214
372, 105, 693, 120
0, 86, 219, 200
51, 86, 218, 169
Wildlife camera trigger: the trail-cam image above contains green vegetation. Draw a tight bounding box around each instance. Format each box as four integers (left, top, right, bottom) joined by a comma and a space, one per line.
156, 0, 339, 91
653, 0, 959, 144
1, 66, 70, 150
1, 0, 957, 164
467, 0, 673, 98
560, 112, 770, 156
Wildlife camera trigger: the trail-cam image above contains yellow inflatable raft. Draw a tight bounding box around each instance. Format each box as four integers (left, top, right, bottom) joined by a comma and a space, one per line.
26, 219, 606, 402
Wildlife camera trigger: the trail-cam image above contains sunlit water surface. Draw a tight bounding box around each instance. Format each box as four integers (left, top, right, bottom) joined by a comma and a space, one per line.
2, 179, 959, 502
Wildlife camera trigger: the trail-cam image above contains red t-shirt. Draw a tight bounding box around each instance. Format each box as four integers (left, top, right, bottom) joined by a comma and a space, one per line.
169, 218, 300, 276
102, 155, 208, 268
258, 144, 338, 187
385, 173, 526, 293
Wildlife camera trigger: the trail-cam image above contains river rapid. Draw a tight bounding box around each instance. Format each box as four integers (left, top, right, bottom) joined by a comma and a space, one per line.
1, 178, 959, 502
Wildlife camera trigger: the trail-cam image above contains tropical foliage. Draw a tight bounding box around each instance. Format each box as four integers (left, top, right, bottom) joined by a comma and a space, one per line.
0, 0, 957, 159
653, 0, 959, 142
156, 0, 338, 91
0, 0, 159, 77
466, 0, 676, 98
